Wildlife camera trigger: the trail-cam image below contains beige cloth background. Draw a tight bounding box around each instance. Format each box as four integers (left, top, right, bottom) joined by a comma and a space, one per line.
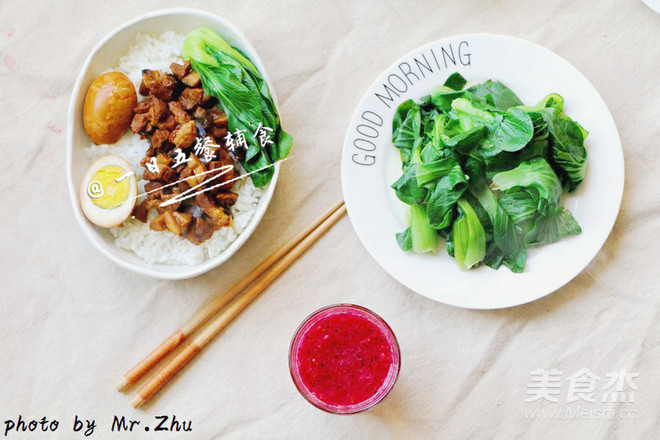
1, 0, 658, 438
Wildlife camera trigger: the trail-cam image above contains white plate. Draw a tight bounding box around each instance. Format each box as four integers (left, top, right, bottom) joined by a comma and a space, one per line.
641, 0, 660, 14
341, 34, 624, 309
67, 8, 282, 279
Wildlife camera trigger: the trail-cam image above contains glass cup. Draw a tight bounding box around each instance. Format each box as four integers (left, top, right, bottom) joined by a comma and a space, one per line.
288, 304, 401, 414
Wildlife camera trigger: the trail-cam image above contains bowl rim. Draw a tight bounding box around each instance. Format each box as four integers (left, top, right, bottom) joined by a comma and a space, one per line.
66, 7, 281, 279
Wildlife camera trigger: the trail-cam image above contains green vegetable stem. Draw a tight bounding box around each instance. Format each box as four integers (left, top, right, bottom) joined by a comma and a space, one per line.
452, 199, 486, 270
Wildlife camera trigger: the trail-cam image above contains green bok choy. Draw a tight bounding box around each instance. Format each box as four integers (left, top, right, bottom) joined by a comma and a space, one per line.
392, 73, 587, 272
182, 28, 293, 187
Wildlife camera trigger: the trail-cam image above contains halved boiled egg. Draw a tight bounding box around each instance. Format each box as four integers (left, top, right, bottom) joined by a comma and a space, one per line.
80, 155, 137, 228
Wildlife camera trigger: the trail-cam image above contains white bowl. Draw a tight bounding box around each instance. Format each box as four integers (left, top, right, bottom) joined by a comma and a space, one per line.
67, 8, 281, 279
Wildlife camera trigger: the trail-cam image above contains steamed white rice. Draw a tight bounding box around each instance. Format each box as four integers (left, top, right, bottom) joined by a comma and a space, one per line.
86, 32, 262, 265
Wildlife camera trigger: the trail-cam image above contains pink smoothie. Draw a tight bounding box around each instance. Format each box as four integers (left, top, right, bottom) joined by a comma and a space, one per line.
289, 304, 400, 414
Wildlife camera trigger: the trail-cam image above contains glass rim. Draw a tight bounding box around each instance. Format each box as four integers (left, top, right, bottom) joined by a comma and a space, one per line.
288, 303, 401, 415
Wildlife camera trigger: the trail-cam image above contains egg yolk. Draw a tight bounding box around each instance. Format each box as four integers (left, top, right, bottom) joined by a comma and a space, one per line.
88, 165, 131, 209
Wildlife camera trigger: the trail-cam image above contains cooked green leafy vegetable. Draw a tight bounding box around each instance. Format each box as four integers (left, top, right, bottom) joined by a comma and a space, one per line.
182, 28, 293, 187
391, 73, 587, 272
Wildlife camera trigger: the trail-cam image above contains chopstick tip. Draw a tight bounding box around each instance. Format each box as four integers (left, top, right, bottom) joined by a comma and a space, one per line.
114, 375, 131, 392
130, 394, 145, 409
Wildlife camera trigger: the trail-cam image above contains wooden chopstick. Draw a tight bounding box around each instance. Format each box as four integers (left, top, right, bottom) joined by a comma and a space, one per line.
130, 202, 347, 408
115, 200, 345, 392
